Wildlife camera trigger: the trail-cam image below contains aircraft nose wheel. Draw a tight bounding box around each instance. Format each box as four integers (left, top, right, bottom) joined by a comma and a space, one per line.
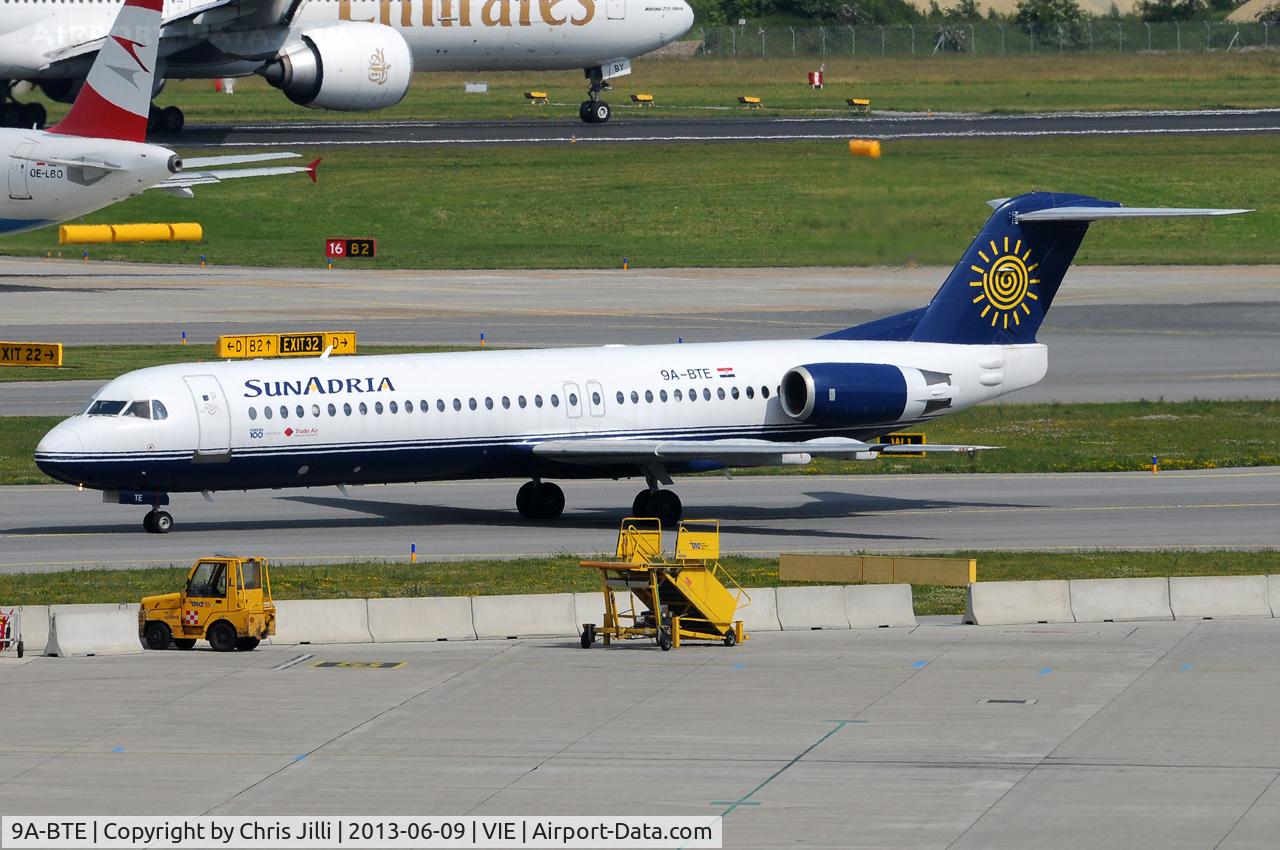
516, 480, 565, 520
579, 100, 611, 124
631, 489, 682, 525
143, 510, 174, 534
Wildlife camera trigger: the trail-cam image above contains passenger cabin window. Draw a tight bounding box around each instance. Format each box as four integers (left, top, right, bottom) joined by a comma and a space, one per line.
551, 395, 560, 407
390, 401, 398, 414
328, 403, 337, 417
658, 390, 666, 402
731, 387, 740, 400
535, 395, 544, 408
746, 386, 755, 399
279, 406, 289, 419
249, 407, 258, 421
344, 403, 353, 416
359, 402, 369, 415
616, 391, 625, 405
87, 400, 127, 416
265, 407, 274, 420
502, 396, 511, 409
485, 397, 494, 410
152, 400, 168, 420
295, 405, 304, 418
518, 396, 528, 409
375, 402, 384, 415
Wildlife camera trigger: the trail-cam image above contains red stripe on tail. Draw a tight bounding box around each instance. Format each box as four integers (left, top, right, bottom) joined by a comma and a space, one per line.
124, 0, 165, 11
48, 84, 147, 143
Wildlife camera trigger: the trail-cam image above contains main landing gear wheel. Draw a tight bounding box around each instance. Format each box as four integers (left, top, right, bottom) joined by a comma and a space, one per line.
143, 510, 173, 534
2, 101, 45, 129
516, 480, 565, 520
631, 489, 683, 525
148, 104, 185, 133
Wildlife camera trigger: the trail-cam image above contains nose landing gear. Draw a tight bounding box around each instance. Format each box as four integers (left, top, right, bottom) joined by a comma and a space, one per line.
579, 66, 612, 124
143, 509, 174, 534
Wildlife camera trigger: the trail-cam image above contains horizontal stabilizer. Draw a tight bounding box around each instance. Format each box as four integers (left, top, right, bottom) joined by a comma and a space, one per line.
1016, 206, 1251, 222
180, 152, 300, 169
153, 160, 317, 191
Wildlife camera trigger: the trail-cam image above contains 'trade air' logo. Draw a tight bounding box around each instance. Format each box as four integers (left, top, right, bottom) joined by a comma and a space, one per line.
969, 237, 1039, 330
368, 48, 391, 85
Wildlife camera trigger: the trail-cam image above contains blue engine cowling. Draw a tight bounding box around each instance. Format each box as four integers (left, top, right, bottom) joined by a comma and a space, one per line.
780, 362, 909, 426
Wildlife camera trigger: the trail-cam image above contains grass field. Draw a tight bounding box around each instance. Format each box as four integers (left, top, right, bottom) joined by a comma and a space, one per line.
23, 54, 1280, 123
3, 549, 1277, 614
3, 399, 1277, 485
0, 135, 1275, 268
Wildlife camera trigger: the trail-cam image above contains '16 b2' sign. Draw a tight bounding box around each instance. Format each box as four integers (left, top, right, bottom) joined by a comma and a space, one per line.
326, 238, 377, 259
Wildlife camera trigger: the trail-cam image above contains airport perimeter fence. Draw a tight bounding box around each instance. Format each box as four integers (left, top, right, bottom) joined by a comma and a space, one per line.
694, 21, 1274, 57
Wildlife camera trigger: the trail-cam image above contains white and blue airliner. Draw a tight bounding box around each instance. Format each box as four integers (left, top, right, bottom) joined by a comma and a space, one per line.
35, 193, 1247, 533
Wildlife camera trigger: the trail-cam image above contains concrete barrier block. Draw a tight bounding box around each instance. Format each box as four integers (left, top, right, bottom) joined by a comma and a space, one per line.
737, 588, 781, 632
1069, 578, 1172, 622
46, 606, 142, 657
775, 586, 850, 630
472, 592, 578, 639
1169, 575, 1272, 620
367, 597, 475, 642
845, 584, 917, 628
275, 599, 373, 644
964, 580, 1073, 626
1270, 576, 1280, 618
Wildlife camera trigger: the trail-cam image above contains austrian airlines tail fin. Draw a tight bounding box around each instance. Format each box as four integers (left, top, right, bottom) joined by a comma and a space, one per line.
824, 192, 1249, 345
48, 0, 162, 143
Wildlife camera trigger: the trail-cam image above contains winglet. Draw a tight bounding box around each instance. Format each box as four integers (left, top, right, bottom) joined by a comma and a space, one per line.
306, 158, 322, 184
48, 0, 162, 143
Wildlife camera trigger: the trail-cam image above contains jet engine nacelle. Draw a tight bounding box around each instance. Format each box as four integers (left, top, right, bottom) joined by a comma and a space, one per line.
261, 23, 412, 111
780, 362, 954, 427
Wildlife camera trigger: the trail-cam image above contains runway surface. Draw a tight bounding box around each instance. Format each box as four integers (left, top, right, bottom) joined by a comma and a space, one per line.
2, 468, 1276, 572
4, 621, 1280, 849
3, 260, 1278, 413
174, 108, 1280, 148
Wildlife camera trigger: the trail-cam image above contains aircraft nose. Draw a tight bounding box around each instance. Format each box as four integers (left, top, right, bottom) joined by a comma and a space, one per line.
36, 421, 84, 456
675, 1, 694, 36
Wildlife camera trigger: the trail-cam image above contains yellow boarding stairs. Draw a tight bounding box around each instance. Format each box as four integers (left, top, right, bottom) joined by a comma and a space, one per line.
579, 519, 749, 651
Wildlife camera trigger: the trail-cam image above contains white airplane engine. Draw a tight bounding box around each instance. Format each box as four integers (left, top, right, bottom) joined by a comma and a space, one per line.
261, 22, 412, 111
780, 362, 953, 427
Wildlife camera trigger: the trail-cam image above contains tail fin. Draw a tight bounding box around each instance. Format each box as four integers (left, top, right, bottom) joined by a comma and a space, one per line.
48, 0, 162, 143
903, 192, 1249, 345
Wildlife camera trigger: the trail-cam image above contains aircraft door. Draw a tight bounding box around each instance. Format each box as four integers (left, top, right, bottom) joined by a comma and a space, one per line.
586, 381, 606, 417
607, 0, 626, 19
562, 382, 583, 419
8, 143, 32, 201
184, 375, 232, 458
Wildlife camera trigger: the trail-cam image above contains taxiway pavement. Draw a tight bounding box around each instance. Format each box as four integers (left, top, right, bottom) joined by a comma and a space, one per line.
2, 468, 1276, 572
174, 108, 1280, 148
3, 621, 1280, 849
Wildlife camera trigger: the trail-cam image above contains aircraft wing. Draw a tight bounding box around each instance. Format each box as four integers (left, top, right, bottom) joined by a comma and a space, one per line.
39, 0, 308, 70
152, 157, 319, 194
532, 437, 994, 467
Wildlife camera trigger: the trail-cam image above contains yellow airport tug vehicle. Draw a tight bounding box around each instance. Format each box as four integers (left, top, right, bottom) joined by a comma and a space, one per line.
580, 519, 749, 651
139, 556, 275, 651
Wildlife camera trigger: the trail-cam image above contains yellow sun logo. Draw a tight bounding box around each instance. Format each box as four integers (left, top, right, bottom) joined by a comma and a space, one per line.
969, 236, 1039, 329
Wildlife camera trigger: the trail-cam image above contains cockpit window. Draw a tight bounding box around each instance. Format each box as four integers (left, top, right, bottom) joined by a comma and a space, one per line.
123, 401, 151, 419
87, 400, 127, 416
152, 400, 168, 420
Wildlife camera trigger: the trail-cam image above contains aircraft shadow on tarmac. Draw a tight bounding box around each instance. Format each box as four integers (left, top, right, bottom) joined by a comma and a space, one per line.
12, 491, 1032, 540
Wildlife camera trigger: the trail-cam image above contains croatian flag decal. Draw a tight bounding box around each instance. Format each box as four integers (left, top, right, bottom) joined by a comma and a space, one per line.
717, 367, 735, 378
